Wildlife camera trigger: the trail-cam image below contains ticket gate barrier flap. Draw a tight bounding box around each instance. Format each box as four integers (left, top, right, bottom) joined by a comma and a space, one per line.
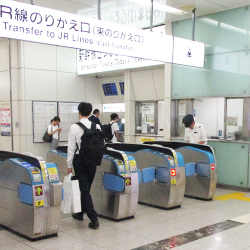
19, 183, 33, 205
103, 173, 125, 193
137, 169, 142, 184
142, 167, 155, 183
185, 162, 196, 177
0, 151, 62, 240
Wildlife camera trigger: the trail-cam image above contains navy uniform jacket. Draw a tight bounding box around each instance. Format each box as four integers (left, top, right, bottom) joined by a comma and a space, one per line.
88, 115, 103, 129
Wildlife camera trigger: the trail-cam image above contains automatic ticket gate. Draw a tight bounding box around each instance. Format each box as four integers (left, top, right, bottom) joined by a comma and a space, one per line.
46, 146, 139, 221
106, 143, 185, 209
93, 148, 139, 221
144, 141, 217, 200
0, 151, 62, 240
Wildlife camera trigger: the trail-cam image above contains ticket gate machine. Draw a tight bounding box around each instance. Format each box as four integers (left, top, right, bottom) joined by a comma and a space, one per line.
144, 141, 217, 200
0, 151, 62, 240
46, 146, 139, 221
93, 148, 139, 221
106, 143, 185, 209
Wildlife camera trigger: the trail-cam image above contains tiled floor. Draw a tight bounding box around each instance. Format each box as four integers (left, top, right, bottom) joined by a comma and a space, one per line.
2, 188, 250, 250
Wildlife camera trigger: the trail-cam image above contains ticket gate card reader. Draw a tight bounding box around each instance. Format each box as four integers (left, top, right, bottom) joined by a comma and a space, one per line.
144, 141, 217, 200
47, 147, 69, 183
0, 151, 62, 240
92, 148, 139, 221
106, 143, 185, 210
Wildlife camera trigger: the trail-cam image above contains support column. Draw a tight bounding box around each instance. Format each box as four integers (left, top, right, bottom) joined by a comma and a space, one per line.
163, 22, 172, 141
124, 70, 136, 143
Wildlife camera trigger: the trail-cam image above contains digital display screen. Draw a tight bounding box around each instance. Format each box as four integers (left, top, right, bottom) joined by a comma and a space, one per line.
33, 173, 42, 183
118, 164, 125, 173
102, 83, 118, 96
119, 82, 124, 95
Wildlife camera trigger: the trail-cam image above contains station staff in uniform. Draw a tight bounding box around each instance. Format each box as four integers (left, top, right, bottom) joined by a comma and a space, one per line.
67, 102, 100, 229
182, 114, 207, 145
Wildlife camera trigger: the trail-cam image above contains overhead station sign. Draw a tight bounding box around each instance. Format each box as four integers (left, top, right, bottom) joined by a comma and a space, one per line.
173, 37, 205, 68
0, 0, 173, 63
77, 37, 205, 75
77, 49, 163, 75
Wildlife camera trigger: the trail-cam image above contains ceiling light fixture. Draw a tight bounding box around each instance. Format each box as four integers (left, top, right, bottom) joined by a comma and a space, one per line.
127, 0, 186, 15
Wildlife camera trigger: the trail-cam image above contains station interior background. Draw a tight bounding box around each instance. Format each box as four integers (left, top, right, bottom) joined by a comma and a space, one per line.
1, 1, 250, 180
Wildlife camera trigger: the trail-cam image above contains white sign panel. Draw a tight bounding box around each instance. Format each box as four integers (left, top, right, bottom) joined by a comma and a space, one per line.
77, 49, 163, 75
58, 102, 80, 142
0, 0, 173, 62
103, 103, 125, 113
33, 102, 57, 143
173, 37, 205, 68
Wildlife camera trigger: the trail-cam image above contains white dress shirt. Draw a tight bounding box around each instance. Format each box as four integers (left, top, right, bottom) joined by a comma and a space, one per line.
48, 124, 59, 139
110, 121, 119, 142
66, 118, 101, 168
184, 122, 207, 145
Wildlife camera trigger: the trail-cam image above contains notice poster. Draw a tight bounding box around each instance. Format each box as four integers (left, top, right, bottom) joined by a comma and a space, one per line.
0, 102, 11, 136
140, 103, 154, 126
33, 102, 58, 143
179, 102, 186, 116
227, 116, 238, 126
58, 102, 80, 142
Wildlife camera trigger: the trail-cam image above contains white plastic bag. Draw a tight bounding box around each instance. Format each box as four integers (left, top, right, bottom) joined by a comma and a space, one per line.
61, 174, 72, 214
71, 179, 81, 213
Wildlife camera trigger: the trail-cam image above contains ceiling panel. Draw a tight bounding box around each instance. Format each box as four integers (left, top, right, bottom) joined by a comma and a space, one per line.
13, 0, 250, 26
206, 0, 250, 9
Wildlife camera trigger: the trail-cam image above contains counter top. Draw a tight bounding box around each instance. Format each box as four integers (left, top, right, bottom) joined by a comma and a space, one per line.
172, 137, 250, 144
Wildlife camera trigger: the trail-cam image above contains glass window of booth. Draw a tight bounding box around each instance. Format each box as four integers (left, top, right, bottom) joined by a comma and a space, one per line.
172, 98, 225, 139
135, 102, 156, 134
135, 101, 164, 135
226, 98, 244, 141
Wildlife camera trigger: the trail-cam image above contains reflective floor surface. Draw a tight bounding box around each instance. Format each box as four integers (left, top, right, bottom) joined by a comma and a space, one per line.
2, 188, 250, 250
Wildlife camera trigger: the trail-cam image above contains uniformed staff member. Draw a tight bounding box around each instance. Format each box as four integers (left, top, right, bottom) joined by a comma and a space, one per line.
182, 114, 207, 145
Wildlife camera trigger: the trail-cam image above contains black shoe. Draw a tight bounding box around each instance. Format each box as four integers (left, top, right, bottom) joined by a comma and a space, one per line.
88, 220, 99, 229
72, 213, 83, 221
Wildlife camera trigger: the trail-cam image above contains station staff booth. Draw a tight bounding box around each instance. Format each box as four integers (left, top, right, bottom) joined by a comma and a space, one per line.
106, 143, 186, 209
144, 141, 217, 200
47, 146, 139, 221
0, 151, 62, 240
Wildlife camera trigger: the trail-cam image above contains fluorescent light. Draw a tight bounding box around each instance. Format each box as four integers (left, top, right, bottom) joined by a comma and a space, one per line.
127, 0, 186, 15
200, 17, 219, 26
220, 22, 247, 35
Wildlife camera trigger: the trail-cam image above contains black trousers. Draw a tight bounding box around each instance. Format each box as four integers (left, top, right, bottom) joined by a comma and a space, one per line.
73, 155, 98, 222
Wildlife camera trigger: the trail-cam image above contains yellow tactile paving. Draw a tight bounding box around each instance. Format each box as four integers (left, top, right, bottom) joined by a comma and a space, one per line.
215, 192, 250, 202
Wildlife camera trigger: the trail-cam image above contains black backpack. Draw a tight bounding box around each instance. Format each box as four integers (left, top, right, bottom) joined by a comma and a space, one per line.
76, 122, 106, 166
102, 122, 115, 142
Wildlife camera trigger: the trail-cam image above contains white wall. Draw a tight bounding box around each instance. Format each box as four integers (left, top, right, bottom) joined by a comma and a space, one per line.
194, 98, 225, 137
131, 68, 164, 101
0, 39, 12, 151
11, 41, 102, 160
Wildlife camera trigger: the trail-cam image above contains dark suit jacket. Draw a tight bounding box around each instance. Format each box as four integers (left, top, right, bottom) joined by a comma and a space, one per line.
88, 115, 103, 129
